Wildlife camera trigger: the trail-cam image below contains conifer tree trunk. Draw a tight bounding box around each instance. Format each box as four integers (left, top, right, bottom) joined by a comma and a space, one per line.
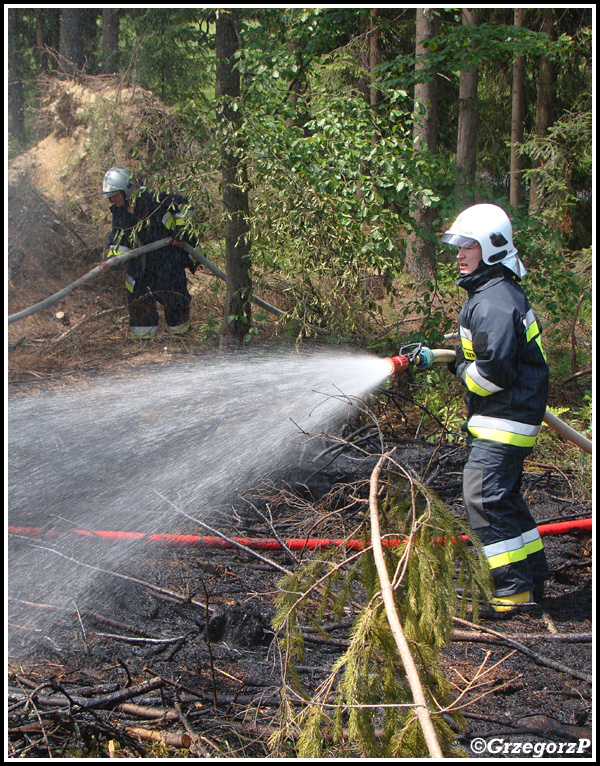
405, 8, 439, 281
59, 8, 85, 75
509, 9, 526, 209
102, 9, 120, 74
8, 9, 27, 146
455, 8, 480, 205
529, 9, 557, 214
216, 9, 252, 349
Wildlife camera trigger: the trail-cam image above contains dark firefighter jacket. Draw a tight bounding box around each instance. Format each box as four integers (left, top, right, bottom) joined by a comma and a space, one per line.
107, 188, 199, 291
451, 263, 549, 448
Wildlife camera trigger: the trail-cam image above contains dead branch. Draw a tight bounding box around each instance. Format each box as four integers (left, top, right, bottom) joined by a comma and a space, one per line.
51, 307, 120, 344
452, 630, 592, 644
453, 617, 591, 684
116, 703, 179, 721
369, 453, 444, 759
125, 726, 191, 749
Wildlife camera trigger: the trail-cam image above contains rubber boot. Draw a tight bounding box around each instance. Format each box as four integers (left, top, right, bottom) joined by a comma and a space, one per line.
482, 590, 533, 619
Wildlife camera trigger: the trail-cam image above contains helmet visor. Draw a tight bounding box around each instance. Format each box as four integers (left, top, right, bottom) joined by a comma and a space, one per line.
440, 233, 479, 249
102, 182, 124, 196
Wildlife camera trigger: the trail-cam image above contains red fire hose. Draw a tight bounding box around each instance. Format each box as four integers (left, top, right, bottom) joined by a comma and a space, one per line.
7, 518, 592, 552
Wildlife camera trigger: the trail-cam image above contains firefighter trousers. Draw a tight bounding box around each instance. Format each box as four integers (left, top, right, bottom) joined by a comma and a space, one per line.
463, 438, 549, 598
125, 260, 191, 339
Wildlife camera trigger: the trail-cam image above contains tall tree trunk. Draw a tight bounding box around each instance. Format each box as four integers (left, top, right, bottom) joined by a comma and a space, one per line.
510, 9, 526, 209
405, 8, 439, 281
35, 10, 50, 74
59, 8, 85, 75
529, 9, 557, 214
455, 8, 480, 205
102, 9, 120, 74
369, 9, 381, 110
8, 9, 27, 146
369, 9, 381, 146
216, 9, 252, 349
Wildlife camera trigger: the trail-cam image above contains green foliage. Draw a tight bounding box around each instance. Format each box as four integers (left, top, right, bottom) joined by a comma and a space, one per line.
519, 109, 593, 249
270, 469, 492, 757
119, 10, 214, 107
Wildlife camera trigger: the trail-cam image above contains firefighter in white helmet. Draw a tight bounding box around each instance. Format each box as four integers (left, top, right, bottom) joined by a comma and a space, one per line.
101, 167, 200, 340
429, 204, 550, 616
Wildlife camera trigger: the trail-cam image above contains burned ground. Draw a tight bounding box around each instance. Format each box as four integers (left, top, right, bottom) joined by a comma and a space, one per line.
7, 260, 593, 758
7, 75, 593, 759
7, 417, 593, 759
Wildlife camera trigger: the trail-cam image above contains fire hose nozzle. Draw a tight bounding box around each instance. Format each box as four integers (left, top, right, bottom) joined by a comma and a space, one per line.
383, 355, 410, 375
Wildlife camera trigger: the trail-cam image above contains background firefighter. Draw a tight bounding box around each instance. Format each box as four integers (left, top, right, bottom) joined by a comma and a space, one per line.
101, 167, 200, 340
420, 203, 550, 617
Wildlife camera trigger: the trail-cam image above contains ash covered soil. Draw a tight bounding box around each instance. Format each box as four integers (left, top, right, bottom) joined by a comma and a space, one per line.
7, 75, 593, 758
7, 408, 593, 759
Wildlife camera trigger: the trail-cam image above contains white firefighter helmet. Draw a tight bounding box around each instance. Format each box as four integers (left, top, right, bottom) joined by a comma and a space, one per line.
441, 203, 526, 278
101, 167, 137, 197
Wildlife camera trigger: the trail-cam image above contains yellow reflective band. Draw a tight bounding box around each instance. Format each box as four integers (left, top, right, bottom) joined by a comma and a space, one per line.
487, 546, 528, 570
464, 362, 504, 397
526, 319, 540, 342
467, 425, 538, 447
167, 320, 191, 335
536, 336, 547, 361
162, 213, 176, 230
461, 339, 475, 361
131, 326, 158, 339
465, 374, 494, 397
524, 536, 544, 556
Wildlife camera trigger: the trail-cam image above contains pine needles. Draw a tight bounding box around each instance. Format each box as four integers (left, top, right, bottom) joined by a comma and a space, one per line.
270, 454, 492, 758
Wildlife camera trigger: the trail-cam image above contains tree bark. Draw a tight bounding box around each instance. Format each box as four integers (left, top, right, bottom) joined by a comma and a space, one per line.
510, 9, 526, 209
59, 8, 85, 75
405, 8, 439, 281
102, 9, 120, 74
7, 9, 27, 146
529, 9, 557, 214
509, 8, 525, 210
369, 9, 381, 110
216, 9, 252, 349
455, 8, 480, 205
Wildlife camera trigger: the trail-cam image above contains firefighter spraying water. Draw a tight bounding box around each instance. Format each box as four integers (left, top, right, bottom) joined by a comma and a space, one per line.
383, 203, 592, 619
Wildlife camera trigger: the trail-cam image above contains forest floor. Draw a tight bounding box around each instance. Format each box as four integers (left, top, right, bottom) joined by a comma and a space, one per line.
7, 271, 593, 758
7, 74, 593, 760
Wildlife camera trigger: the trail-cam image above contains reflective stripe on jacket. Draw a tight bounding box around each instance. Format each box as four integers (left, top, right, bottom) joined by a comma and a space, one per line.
454, 264, 549, 447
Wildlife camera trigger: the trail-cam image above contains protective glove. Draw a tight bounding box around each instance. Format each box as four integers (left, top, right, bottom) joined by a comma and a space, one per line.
447, 346, 465, 377
414, 347, 434, 370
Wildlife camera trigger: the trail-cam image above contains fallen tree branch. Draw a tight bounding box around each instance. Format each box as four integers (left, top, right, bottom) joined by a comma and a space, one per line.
453, 617, 591, 684
368, 453, 444, 759
11, 537, 217, 612
9, 676, 165, 712
125, 726, 191, 750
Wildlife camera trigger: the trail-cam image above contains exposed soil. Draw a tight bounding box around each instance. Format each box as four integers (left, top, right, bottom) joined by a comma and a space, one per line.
7, 76, 593, 760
